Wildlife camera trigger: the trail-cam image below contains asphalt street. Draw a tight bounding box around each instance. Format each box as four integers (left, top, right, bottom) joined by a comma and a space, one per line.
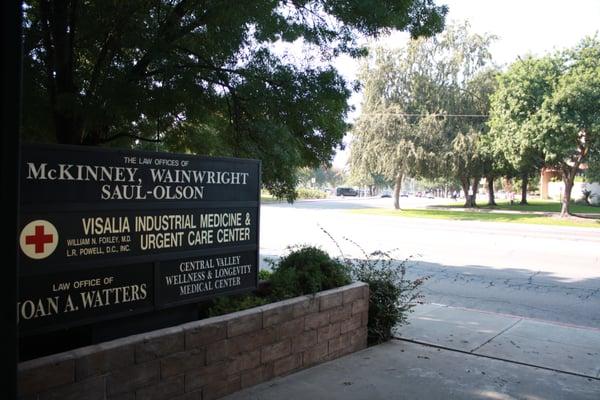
260, 197, 600, 328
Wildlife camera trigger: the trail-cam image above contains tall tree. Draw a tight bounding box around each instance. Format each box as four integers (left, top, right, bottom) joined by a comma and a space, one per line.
444, 67, 498, 207
488, 56, 560, 205
447, 130, 481, 207
350, 22, 496, 208
536, 37, 600, 216
22, 0, 447, 200
350, 105, 441, 208
489, 37, 600, 216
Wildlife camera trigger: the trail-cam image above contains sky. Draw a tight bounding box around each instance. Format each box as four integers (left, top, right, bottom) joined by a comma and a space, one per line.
331, 0, 600, 168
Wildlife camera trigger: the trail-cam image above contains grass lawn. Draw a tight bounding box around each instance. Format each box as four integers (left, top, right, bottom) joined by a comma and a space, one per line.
260, 190, 280, 203
352, 208, 600, 228
260, 194, 277, 202
438, 199, 600, 215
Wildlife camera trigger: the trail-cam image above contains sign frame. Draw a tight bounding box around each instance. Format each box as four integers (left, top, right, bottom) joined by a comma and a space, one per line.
18, 143, 261, 335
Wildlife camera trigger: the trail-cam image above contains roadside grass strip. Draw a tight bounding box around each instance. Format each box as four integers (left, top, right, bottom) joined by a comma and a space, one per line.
437, 200, 600, 215
351, 208, 600, 228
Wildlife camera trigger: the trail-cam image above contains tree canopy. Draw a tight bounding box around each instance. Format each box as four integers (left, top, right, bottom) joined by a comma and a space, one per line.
349, 22, 496, 208
22, 0, 447, 200
488, 36, 600, 215
537, 37, 600, 214
488, 55, 561, 203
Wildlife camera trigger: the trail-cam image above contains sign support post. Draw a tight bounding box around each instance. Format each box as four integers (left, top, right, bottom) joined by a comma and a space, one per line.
2, 0, 22, 396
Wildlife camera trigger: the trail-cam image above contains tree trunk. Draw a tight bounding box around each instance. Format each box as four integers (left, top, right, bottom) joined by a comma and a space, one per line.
460, 178, 471, 208
560, 164, 579, 217
470, 177, 480, 207
520, 173, 528, 205
393, 173, 403, 210
561, 179, 573, 217
487, 176, 496, 206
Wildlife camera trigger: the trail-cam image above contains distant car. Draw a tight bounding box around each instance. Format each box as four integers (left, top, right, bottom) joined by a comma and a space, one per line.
400, 192, 409, 197
380, 191, 392, 198
336, 187, 358, 197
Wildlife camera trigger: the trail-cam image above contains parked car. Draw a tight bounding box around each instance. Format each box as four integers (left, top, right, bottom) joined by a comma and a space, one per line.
380, 190, 392, 198
400, 192, 409, 197
336, 187, 358, 197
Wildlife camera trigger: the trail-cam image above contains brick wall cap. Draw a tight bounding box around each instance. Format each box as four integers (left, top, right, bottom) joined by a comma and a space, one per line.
181, 306, 263, 333
314, 282, 367, 299
259, 296, 308, 312
18, 351, 75, 373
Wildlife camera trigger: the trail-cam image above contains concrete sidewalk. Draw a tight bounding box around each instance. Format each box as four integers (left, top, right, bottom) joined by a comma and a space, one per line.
224, 304, 600, 400
396, 303, 600, 379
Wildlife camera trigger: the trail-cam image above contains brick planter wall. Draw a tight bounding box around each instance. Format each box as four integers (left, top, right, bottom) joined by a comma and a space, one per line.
18, 282, 369, 400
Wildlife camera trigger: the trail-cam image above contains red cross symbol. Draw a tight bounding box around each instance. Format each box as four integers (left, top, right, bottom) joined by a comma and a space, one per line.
25, 225, 54, 253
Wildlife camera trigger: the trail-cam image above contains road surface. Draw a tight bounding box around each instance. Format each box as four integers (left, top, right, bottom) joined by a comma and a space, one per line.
260, 197, 600, 328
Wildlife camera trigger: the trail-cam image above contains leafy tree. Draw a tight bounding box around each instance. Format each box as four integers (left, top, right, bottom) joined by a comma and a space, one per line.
536, 37, 600, 215
479, 132, 509, 206
488, 56, 560, 205
350, 102, 442, 208
443, 67, 498, 207
22, 0, 447, 201
490, 37, 600, 216
446, 130, 482, 207
350, 22, 496, 208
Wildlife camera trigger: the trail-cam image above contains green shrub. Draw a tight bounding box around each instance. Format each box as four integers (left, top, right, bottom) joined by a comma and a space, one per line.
268, 246, 351, 300
258, 269, 272, 281
353, 254, 427, 344
204, 235, 426, 347
296, 187, 328, 199
366, 278, 402, 343
206, 294, 268, 317
203, 248, 350, 317
321, 229, 428, 345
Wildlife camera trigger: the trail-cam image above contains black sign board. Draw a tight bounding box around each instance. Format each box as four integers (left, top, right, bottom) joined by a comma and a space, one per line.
18, 144, 260, 334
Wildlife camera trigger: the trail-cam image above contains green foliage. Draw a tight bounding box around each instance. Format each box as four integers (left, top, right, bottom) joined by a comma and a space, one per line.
538, 37, 600, 164
509, 174, 540, 194
206, 294, 268, 317
488, 56, 560, 178
352, 257, 427, 343
586, 151, 600, 183
22, 0, 446, 201
350, 22, 498, 208
296, 188, 328, 199
321, 230, 428, 344
268, 246, 351, 300
258, 269, 272, 281
206, 238, 433, 345
490, 36, 600, 215
352, 207, 600, 228
206, 246, 350, 317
